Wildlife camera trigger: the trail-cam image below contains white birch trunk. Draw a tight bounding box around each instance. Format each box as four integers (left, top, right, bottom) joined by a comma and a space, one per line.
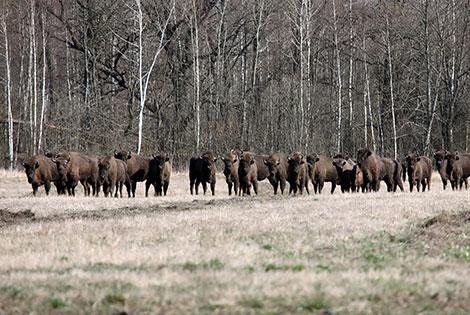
363, 29, 376, 151
348, 0, 354, 144
31, 0, 38, 153
135, 0, 174, 154
2, 15, 14, 170
332, 0, 342, 152
38, 12, 47, 152
385, 16, 397, 159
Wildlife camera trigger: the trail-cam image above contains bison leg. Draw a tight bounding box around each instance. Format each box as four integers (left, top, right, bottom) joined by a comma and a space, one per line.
164, 181, 169, 196
201, 181, 208, 195
305, 180, 310, 195
409, 181, 413, 192
44, 181, 51, 196
253, 180, 258, 195
421, 179, 426, 192
125, 181, 131, 198
32, 183, 39, 196
330, 181, 336, 194
272, 180, 278, 195
195, 180, 200, 195
145, 180, 152, 197
210, 181, 215, 196
227, 182, 233, 196
190, 178, 195, 195
280, 179, 286, 195
318, 180, 324, 194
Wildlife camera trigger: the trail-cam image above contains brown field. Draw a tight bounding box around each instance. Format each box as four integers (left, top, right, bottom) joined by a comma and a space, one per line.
0, 171, 469, 314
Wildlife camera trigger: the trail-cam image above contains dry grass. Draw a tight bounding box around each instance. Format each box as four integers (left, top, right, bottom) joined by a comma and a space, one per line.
0, 171, 469, 314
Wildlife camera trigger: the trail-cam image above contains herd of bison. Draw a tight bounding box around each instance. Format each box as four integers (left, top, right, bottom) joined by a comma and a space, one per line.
18, 149, 469, 198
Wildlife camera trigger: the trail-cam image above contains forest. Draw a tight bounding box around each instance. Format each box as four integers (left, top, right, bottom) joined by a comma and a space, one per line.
1, 0, 469, 170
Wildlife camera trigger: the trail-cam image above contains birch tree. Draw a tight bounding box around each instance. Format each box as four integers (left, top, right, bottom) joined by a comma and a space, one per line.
2, 11, 14, 170
135, 0, 175, 154
332, 0, 342, 152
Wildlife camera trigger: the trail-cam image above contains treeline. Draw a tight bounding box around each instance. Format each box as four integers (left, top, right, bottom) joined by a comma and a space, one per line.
1, 0, 470, 170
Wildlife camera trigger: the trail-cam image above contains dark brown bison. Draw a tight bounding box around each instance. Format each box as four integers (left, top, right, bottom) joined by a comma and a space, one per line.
98, 156, 130, 198
332, 156, 356, 193
404, 153, 432, 192
114, 151, 151, 197
238, 152, 259, 195
221, 149, 240, 196
356, 148, 403, 192
189, 152, 217, 195
306, 154, 337, 194
22, 155, 66, 196
53, 152, 99, 196
433, 150, 449, 190
445, 152, 470, 190
263, 153, 288, 195
148, 154, 171, 196
287, 153, 309, 195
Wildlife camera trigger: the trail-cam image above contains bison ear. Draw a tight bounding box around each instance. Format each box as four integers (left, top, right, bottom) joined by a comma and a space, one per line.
455, 155, 460, 160
417, 157, 421, 161
367, 150, 372, 157
263, 160, 268, 165
114, 150, 118, 156
314, 157, 320, 162
152, 154, 157, 159
276, 161, 280, 165
22, 162, 27, 168
165, 157, 170, 162
127, 151, 132, 159
213, 156, 218, 162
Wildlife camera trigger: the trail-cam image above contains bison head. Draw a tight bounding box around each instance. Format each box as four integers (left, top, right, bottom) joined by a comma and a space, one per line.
98, 158, 111, 182
151, 155, 170, 182
264, 158, 281, 179
52, 155, 70, 182
114, 151, 132, 161
287, 153, 305, 181
22, 160, 39, 184
445, 151, 460, 175
238, 155, 255, 179
433, 150, 448, 169
356, 148, 373, 164
221, 151, 238, 177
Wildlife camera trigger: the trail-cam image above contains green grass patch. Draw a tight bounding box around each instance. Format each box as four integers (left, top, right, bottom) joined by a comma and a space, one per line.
240, 297, 264, 309
264, 263, 304, 272
182, 258, 225, 272
47, 297, 67, 309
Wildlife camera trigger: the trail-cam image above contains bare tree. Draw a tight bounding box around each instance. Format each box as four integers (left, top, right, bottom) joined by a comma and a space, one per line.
135, 0, 175, 154
2, 9, 14, 170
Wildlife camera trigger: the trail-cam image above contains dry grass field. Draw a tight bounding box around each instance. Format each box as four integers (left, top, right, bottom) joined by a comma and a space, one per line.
0, 170, 469, 314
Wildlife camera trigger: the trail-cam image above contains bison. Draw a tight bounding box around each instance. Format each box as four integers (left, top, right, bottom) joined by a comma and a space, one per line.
404, 153, 432, 192
433, 150, 450, 190
306, 154, 337, 194
98, 156, 131, 198
238, 152, 259, 195
221, 149, 241, 196
53, 152, 99, 196
287, 153, 309, 195
114, 151, 152, 197
445, 152, 470, 190
263, 153, 288, 195
332, 156, 356, 193
189, 152, 217, 195
148, 154, 171, 196
22, 155, 66, 196
356, 148, 403, 192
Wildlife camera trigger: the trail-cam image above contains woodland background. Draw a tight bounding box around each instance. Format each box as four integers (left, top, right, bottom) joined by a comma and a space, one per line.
1, 0, 469, 170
